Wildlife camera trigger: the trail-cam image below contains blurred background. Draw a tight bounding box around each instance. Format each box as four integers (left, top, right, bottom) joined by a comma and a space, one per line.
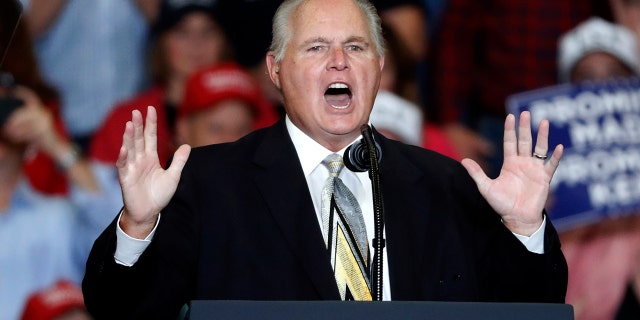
2, 0, 640, 319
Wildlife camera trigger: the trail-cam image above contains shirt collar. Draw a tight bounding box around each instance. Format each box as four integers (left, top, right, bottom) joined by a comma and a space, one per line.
285, 116, 361, 177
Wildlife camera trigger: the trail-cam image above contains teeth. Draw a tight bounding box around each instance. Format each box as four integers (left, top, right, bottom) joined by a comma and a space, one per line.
329, 83, 348, 89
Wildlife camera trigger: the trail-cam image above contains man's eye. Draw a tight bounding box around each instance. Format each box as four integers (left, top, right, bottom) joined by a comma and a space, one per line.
347, 45, 363, 51
308, 46, 323, 52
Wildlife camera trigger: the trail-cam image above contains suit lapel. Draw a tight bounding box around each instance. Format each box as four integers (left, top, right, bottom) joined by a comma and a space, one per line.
252, 121, 340, 300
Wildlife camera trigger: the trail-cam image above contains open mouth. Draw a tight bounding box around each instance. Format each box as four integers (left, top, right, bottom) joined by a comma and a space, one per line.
324, 82, 352, 109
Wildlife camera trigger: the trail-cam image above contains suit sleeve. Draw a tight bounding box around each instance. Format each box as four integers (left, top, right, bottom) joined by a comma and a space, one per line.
451, 161, 568, 303
82, 162, 201, 320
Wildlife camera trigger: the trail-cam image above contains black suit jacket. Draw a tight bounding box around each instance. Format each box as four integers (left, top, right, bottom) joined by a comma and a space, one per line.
82, 120, 567, 319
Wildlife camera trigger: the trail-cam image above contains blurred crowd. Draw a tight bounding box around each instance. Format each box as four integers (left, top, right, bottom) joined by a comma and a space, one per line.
1, 0, 640, 319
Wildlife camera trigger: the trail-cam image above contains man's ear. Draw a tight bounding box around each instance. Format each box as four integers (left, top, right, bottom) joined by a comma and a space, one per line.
266, 53, 281, 89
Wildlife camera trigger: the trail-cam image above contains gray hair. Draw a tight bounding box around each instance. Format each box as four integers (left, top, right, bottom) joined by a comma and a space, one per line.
269, 0, 386, 63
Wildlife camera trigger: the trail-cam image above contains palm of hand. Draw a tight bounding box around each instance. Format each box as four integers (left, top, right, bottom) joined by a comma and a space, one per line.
118, 144, 180, 223
478, 155, 553, 226
461, 112, 563, 236
116, 107, 191, 227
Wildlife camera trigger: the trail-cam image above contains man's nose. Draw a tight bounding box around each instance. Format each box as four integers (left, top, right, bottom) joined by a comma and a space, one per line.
327, 47, 349, 71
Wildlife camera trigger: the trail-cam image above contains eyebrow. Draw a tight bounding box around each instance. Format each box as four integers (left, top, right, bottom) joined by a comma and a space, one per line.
300, 36, 370, 47
344, 36, 369, 45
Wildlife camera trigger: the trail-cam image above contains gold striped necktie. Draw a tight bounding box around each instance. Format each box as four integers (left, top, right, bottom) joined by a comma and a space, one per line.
321, 154, 372, 301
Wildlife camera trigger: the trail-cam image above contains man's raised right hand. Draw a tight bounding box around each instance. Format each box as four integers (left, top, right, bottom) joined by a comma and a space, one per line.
116, 106, 191, 239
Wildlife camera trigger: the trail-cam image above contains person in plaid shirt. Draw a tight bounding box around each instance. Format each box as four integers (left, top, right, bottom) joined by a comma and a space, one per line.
427, 0, 610, 177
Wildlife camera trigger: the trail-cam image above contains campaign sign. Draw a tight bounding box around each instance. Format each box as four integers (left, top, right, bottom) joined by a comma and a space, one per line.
506, 77, 640, 231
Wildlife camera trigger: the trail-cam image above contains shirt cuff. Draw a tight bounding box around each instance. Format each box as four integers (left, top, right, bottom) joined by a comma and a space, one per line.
511, 215, 546, 254
114, 211, 160, 266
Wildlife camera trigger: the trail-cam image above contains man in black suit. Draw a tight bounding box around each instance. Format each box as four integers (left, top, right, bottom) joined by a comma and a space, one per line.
82, 0, 567, 318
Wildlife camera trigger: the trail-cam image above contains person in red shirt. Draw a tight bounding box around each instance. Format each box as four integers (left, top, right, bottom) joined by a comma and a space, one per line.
90, 0, 237, 166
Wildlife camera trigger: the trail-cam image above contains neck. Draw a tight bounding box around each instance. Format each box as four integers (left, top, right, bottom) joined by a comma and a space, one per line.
307, 129, 358, 153
320, 138, 355, 153
318, 129, 365, 153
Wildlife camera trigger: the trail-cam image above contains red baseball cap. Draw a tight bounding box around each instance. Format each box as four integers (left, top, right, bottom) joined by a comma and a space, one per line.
20, 280, 86, 320
179, 62, 279, 129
